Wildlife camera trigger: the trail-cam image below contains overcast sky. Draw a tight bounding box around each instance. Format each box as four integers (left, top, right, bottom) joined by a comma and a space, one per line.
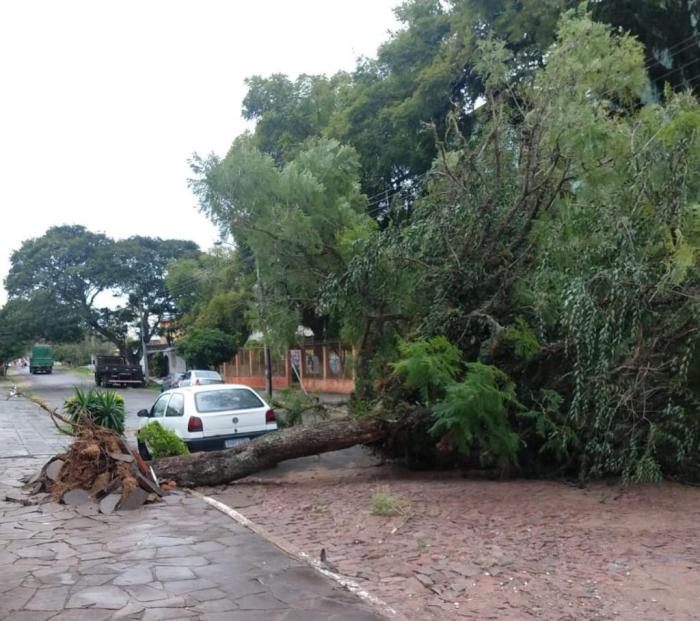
0, 0, 399, 303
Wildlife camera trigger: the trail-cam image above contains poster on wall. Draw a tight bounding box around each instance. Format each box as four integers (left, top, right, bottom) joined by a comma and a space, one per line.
290, 349, 302, 382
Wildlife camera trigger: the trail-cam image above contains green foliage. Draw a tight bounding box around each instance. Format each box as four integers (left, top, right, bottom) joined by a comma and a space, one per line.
370, 490, 410, 516
166, 249, 252, 352
190, 137, 369, 347
431, 363, 520, 468
149, 353, 169, 378
519, 389, 580, 463
273, 389, 328, 428
64, 388, 126, 434
243, 73, 350, 164
5, 225, 199, 360
392, 337, 462, 405
52, 338, 114, 367
137, 421, 190, 459
182, 5, 700, 484
0, 300, 31, 367
175, 327, 237, 369
504, 317, 541, 362
236, 1, 699, 203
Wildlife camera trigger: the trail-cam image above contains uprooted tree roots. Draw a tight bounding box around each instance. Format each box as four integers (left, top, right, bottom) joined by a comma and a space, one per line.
29, 412, 164, 514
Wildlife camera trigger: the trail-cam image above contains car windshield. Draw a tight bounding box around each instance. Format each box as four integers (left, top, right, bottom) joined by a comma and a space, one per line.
196, 371, 221, 379
195, 389, 263, 413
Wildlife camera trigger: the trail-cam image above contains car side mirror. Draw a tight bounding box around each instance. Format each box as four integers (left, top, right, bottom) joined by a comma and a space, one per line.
137, 409, 150, 418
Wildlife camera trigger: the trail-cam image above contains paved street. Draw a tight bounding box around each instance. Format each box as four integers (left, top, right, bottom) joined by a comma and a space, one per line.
10, 366, 157, 435
0, 387, 386, 620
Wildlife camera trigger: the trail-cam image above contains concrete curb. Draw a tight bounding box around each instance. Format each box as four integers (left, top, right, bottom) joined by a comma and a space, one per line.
190, 489, 408, 621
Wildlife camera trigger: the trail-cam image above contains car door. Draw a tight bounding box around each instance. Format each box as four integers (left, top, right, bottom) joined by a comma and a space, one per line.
149, 393, 170, 423
163, 392, 186, 437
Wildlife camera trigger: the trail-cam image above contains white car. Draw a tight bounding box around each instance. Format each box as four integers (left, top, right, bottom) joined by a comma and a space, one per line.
137, 384, 277, 458
178, 369, 224, 387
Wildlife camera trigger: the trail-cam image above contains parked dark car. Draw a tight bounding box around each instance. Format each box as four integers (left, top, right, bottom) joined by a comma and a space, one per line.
160, 372, 185, 392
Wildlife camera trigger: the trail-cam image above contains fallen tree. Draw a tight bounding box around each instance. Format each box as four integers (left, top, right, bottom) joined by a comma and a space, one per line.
153, 415, 390, 487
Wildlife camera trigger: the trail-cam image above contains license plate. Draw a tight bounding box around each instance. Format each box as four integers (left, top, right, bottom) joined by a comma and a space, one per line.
225, 437, 250, 449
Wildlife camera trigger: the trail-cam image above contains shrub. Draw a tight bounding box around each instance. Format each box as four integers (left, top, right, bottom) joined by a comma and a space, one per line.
370, 490, 410, 516
392, 336, 462, 405
137, 421, 190, 458
431, 363, 520, 468
64, 388, 126, 434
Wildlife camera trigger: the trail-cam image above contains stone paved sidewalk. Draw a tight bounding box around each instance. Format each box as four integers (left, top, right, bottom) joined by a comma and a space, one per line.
0, 394, 386, 620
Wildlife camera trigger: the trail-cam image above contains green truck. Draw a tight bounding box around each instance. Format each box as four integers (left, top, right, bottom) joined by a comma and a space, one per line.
29, 345, 54, 375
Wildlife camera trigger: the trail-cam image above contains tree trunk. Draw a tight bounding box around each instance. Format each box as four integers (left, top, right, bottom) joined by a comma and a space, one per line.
153, 416, 389, 488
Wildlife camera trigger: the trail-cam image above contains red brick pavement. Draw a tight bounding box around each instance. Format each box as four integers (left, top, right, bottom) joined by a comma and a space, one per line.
211, 456, 700, 620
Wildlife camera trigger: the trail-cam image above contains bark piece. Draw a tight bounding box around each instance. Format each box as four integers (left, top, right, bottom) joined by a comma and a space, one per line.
94, 477, 122, 501
154, 416, 387, 487
136, 472, 163, 497
99, 493, 121, 515
91, 472, 111, 498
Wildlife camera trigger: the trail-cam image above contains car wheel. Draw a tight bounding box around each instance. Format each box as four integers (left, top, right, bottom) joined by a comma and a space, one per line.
137, 440, 151, 461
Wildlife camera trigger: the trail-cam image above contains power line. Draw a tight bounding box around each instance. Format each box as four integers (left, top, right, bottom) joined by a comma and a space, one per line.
653, 55, 700, 84
648, 33, 699, 60
645, 42, 700, 77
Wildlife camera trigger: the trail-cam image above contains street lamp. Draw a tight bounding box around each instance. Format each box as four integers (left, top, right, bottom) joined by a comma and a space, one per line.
214, 240, 273, 399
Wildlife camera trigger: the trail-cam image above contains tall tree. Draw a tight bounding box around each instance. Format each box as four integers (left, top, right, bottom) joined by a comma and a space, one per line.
167, 249, 252, 349
242, 73, 351, 165
5, 226, 199, 359
0, 300, 31, 372
5, 225, 122, 347
241, 0, 700, 209
190, 138, 371, 347
113, 236, 200, 359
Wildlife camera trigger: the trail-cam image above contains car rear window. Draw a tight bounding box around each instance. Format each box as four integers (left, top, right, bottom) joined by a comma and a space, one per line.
100, 356, 125, 365
197, 371, 221, 379
195, 389, 263, 413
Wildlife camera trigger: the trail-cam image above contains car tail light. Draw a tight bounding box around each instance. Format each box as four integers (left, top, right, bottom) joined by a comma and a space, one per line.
265, 409, 276, 424
195, 378, 200, 385
187, 416, 203, 432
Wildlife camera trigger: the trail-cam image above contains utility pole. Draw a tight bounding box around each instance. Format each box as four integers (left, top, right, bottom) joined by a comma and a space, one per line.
256, 262, 273, 400
140, 304, 149, 382
215, 240, 272, 399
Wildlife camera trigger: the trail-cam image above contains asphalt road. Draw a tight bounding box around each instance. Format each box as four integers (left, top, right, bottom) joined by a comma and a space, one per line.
9, 365, 158, 436
7, 365, 377, 472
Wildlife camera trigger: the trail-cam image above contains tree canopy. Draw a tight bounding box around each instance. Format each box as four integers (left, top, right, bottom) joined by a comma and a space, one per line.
189, 137, 371, 348
188, 6, 700, 483
4, 225, 199, 360
236, 0, 700, 207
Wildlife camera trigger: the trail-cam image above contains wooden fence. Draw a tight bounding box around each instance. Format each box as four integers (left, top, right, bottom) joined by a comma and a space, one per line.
222, 342, 355, 394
